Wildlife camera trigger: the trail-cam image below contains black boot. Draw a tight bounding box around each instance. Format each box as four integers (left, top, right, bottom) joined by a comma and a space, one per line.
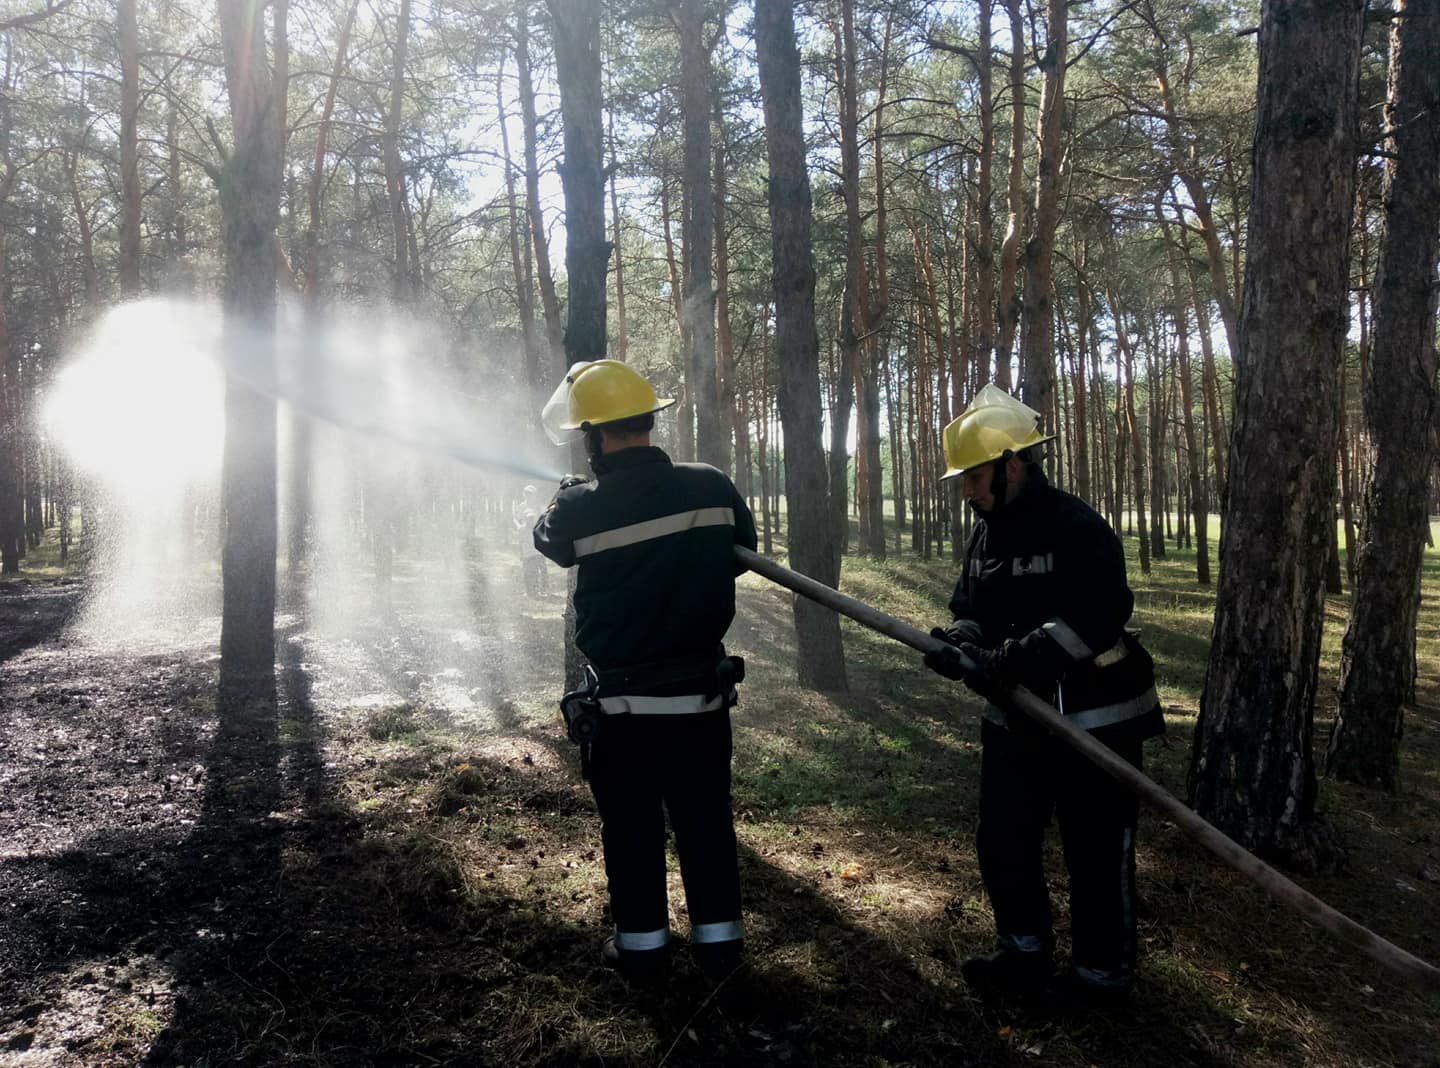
693, 938, 745, 981
1054, 966, 1132, 1011
601, 936, 668, 986
960, 948, 1051, 1001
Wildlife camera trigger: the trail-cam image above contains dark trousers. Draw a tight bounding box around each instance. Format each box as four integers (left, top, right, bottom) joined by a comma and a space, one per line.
976, 717, 1141, 982
587, 707, 741, 947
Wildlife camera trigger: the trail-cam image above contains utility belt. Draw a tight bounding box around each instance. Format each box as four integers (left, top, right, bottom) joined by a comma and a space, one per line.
558, 651, 745, 748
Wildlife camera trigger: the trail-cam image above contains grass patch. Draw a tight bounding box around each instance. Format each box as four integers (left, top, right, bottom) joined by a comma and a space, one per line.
0, 516, 84, 582
364, 703, 425, 743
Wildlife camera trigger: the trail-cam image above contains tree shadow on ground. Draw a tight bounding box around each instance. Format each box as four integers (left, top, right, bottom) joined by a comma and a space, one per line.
0, 579, 82, 664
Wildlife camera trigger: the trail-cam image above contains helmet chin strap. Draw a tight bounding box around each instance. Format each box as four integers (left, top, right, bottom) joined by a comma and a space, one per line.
987, 452, 1013, 515
584, 426, 605, 464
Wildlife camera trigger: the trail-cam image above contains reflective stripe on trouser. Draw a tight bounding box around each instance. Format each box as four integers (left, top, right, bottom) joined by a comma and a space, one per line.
614, 927, 669, 952
587, 707, 742, 952
977, 718, 1141, 981
691, 920, 744, 944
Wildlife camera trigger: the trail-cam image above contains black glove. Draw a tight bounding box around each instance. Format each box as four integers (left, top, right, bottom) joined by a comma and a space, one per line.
930, 620, 986, 648
925, 639, 1019, 694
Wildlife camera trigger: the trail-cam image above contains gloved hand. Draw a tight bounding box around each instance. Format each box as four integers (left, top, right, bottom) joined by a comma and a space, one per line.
924, 640, 1019, 694
930, 620, 986, 647
558, 474, 589, 490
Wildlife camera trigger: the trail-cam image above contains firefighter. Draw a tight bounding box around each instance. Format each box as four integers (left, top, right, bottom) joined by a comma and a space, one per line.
924, 384, 1164, 1006
533, 359, 757, 984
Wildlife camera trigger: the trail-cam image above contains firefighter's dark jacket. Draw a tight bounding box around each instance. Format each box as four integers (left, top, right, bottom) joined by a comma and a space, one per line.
534, 446, 757, 696
949, 471, 1163, 742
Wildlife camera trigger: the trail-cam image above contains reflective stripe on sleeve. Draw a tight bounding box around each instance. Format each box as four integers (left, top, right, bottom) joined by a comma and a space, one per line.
690, 920, 744, 944
597, 693, 727, 715
1042, 618, 1094, 660
614, 927, 670, 952
573, 506, 735, 559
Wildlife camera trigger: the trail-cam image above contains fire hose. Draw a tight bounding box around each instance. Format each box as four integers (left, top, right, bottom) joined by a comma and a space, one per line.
735, 546, 1440, 990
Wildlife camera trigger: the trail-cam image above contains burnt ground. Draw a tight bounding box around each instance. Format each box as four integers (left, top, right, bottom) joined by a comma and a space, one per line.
1, 560, 1439, 1067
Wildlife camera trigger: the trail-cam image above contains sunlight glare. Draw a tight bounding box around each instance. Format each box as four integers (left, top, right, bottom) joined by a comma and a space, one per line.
45, 300, 223, 496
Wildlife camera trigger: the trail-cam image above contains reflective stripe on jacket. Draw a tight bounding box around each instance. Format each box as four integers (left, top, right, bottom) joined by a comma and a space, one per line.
534, 446, 758, 699
948, 472, 1164, 741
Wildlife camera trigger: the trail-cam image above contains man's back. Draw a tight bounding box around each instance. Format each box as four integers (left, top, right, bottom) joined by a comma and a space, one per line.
534, 446, 757, 677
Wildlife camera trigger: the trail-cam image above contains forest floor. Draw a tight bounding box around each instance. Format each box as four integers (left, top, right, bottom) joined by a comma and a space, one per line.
1, 519, 1439, 1067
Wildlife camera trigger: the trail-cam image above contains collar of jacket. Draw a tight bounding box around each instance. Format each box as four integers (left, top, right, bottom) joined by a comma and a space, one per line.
590, 445, 672, 479
986, 467, 1051, 530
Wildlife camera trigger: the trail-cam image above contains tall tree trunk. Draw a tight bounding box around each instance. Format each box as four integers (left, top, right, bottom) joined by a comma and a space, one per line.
660, 174, 694, 459
518, 3, 563, 367
1179, 218, 1228, 502
834, 4, 872, 555
679, 0, 720, 466
1111, 300, 1150, 573
217, 0, 283, 705
1328, 0, 1440, 789
1155, 61, 1241, 364
0, 136, 16, 575
1189, 0, 1363, 871
607, 73, 628, 363
1161, 215, 1210, 584
1068, 245, 1091, 504
883, 347, 905, 541
288, 0, 356, 587
498, 55, 542, 414
119, 0, 142, 296
714, 93, 736, 476
1144, 319, 1166, 560
993, 0, 1025, 387
384, 0, 412, 304
1018, 0, 1065, 420
548, 0, 610, 690
971, 0, 996, 384
862, 9, 894, 560
754, 325, 772, 554
755, 0, 847, 691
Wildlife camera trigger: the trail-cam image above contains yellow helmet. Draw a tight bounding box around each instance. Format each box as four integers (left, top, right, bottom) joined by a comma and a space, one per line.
541, 359, 675, 445
940, 383, 1055, 481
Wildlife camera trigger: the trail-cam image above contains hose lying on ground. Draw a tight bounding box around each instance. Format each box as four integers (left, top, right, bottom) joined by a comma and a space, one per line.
736, 545, 1440, 991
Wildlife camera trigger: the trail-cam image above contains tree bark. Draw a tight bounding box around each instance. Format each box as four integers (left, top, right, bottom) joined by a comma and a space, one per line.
607, 73, 628, 363
993, 0, 1026, 387
518, 3, 563, 368
1110, 297, 1150, 573
971, 0, 996, 386
1179, 219, 1228, 502
1189, 0, 1363, 871
119, 0, 142, 296
834, 4, 874, 554
499, 54, 542, 415
1327, 0, 1440, 789
548, 0, 610, 691
1161, 214, 1210, 584
755, 0, 847, 691
714, 91, 736, 477
1018, 0, 1065, 421
217, 0, 283, 706
679, 0, 720, 466
1068, 243, 1091, 504
383, 0, 412, 304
